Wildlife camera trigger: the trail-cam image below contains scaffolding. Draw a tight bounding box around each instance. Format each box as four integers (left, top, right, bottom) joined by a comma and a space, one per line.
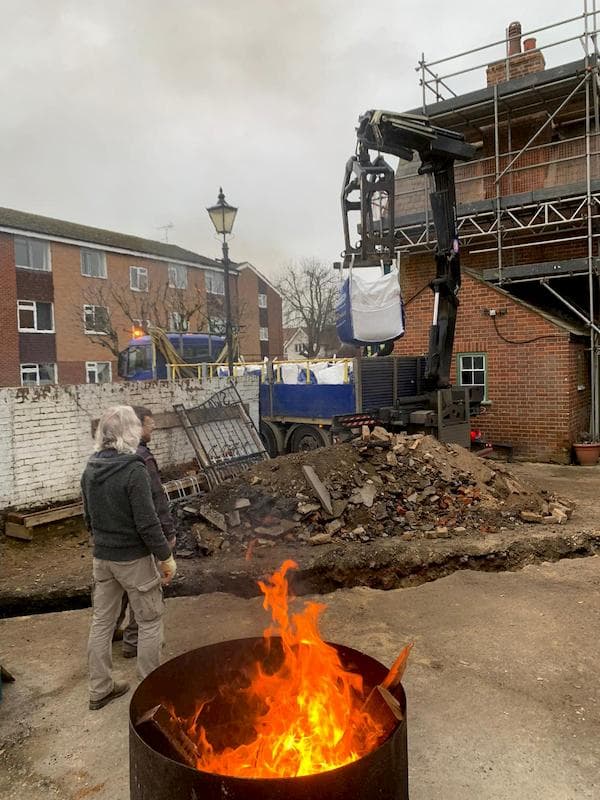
393, 2, 600, 437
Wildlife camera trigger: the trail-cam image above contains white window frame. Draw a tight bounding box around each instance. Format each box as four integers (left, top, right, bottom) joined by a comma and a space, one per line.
17, 300, 55, 333
259, 326, 269, 342
20, 363, 57, 386
258, 293, 267, 309
14, 237, 51, 272
168, 263, 188, 290
205, 269, 225, 296
167, 311, 189, 332
208, 316, 226, 335
457, 352, 487, 400
86, 361, 112, 384
81, 248, 107, 279
130, 265, 149, 292
83, 304, 109, 335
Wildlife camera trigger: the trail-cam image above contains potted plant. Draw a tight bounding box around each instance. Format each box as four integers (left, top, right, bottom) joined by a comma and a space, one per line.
573, 432, 600, 466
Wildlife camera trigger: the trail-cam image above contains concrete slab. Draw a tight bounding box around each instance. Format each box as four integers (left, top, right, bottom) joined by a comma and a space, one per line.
1, 556, 599, 800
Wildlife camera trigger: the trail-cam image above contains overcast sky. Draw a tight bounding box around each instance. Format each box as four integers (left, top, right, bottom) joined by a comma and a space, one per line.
0, 1, 587, 278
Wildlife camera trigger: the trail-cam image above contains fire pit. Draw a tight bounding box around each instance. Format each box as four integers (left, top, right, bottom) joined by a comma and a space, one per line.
130, 562, 409, 799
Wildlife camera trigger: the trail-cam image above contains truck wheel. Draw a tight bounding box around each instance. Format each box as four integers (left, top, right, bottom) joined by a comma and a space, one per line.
288, 425, 331, 453
260, 421, 285, 458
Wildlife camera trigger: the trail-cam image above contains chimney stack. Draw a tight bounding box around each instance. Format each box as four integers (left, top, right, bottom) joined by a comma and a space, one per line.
507, 21, 522, 56
486, 22, 545, 87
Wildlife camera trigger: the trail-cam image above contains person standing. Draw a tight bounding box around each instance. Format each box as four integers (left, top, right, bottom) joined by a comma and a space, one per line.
82, 405, 176, 710
117, 406, 176, 658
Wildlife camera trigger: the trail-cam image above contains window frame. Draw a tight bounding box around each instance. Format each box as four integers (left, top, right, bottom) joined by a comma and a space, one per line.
167, 311, 190, 332
85, 361, 112, 384
81, 248, 107, 279
258, 293, 267, 309
457, 352, 487, 400
20, 362, 57, 386
205, 269, 225, 296
83, 304, 110, 335
168, 263, 188, 290
14, 237, 51, 272
129, 265, 149, 292
17, 300, 55, 333
259, 326, 269, 342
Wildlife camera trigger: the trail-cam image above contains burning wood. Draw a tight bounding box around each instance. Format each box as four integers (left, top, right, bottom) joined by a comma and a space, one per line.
135, 704, 199, 768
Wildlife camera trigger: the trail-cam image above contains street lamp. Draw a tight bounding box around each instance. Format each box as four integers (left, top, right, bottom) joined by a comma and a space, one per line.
207, 187, 238, 376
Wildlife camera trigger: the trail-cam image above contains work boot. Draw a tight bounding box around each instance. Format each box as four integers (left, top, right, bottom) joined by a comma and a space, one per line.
122, 644, 137, 659
89, 681, 130, 711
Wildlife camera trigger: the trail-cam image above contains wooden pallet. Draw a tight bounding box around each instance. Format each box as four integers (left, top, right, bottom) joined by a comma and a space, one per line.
4, 502, 83, 541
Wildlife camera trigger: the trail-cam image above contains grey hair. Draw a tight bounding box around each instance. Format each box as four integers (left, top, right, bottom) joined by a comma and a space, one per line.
94, 405, 142, 454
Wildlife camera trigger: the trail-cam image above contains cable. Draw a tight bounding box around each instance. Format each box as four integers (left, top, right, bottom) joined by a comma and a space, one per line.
491, 315, 560, 345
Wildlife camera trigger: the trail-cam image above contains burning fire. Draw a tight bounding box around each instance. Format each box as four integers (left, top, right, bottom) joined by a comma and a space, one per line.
180, 560, 388, 778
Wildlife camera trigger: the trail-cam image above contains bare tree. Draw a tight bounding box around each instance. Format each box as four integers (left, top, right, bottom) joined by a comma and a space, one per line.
277, 258, 337, 358
77, 279, 251, 360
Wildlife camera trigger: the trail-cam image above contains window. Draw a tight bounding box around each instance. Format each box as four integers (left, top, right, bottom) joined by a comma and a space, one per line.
168, 311, 189, 331
258, 293, 267, 309
168, 263, 188, 289
83, 304, 109, 334
294, 342, 307, 354
20, 363, 56, 386
209, 317, 226, 335
17, 300, 54, 332
86, 361, 112, 384
15, 237, 50, 271
458, 353, 487, 397
81, 249, 107, 278
205, 269, 225, 295
130, 266, 148, 292
259, 326, 269, 342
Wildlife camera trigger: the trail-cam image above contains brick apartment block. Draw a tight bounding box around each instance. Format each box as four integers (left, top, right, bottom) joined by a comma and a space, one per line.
392, 22, 598, 461
0, 208, 283, 388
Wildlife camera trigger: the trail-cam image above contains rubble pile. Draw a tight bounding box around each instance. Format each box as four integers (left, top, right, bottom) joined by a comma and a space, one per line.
176, 429, 573, 557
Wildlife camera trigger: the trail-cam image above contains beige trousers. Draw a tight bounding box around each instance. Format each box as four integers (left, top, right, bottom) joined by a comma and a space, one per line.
88, 555, 164, 701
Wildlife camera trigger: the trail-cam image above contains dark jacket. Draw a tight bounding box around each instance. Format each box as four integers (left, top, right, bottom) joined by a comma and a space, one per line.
136, 442, 176, 540
81, 450, 171, 563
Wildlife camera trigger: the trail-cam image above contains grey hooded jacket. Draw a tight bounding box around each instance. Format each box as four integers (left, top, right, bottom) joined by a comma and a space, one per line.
81, 450, 171, 563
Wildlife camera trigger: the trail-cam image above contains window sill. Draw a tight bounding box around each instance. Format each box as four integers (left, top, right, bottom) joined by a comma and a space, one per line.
81, 273, 107, 279
130, 287, 149, 293
481, 400, 492, 407
16, 265, 51, 273
84, 331, 108, 336
18, 329, 55, 334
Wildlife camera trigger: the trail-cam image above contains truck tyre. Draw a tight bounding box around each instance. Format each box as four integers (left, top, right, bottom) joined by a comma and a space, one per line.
287, 424, 331, 453
260, 420, 285, 458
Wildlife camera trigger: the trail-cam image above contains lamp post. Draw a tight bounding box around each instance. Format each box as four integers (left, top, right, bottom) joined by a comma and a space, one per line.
207, 187, 238, 377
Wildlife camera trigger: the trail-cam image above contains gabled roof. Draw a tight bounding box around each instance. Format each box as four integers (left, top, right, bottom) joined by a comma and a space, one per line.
0, 206, 224, 269
236, 261, 282, 296
465, 268, 587, 336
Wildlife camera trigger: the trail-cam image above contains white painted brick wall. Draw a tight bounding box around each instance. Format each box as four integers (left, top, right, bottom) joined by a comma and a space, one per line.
0, 377, 259, 510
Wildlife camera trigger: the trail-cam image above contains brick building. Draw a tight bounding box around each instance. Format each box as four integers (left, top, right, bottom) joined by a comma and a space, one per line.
236, 262, 284, 360
0, 207, 282, 387
391, 17, 598, 461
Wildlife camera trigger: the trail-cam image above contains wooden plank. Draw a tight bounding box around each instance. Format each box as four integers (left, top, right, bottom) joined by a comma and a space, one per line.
23, 502, 83, 528
4, 521, 33, 541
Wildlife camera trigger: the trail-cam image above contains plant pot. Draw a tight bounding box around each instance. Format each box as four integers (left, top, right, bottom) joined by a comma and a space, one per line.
573, 443, 600, 466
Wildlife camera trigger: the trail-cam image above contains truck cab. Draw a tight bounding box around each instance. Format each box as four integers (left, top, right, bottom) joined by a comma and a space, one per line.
117, 332, 226, 381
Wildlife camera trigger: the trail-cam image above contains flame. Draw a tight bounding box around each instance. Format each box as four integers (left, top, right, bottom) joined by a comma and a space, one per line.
181, 560, 386, 778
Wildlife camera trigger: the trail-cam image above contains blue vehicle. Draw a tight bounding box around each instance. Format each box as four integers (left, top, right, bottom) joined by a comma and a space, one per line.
118, 332, 226, 381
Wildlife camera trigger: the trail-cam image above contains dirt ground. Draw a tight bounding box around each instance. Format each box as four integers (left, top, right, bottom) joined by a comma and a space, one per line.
1, 557, 599, 800
1, 460, 599, 617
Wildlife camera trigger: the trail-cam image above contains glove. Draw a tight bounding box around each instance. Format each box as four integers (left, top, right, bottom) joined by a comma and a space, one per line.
159, 555, 177, 585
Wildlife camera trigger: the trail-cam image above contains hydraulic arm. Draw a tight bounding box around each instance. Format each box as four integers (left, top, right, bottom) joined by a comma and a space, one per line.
341, 111, 475, 389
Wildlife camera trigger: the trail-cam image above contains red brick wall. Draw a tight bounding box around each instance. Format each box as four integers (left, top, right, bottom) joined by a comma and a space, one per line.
0, 234, 21, 387
395, 256, 586, 461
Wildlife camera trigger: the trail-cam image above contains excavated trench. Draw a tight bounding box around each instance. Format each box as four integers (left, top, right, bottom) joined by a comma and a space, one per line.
2, 529, 599, 619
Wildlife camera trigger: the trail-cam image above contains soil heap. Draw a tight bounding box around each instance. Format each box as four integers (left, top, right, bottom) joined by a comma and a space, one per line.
177, 429, 573, 557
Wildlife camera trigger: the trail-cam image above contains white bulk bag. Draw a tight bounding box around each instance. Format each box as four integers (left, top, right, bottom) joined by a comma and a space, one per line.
349, 267, 405, 343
